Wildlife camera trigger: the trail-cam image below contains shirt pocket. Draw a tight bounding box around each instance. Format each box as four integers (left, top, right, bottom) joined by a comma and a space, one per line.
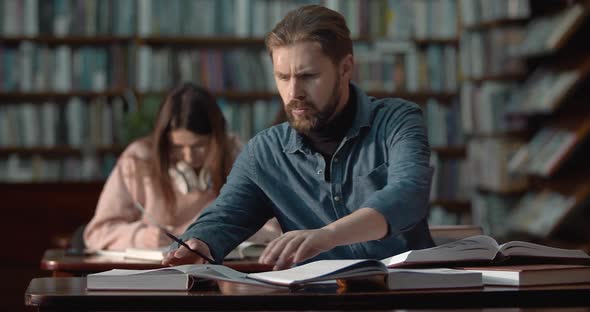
351, 162, 388, 207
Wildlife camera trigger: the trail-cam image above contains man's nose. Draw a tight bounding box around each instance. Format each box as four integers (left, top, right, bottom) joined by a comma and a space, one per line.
288, 78, 305, 101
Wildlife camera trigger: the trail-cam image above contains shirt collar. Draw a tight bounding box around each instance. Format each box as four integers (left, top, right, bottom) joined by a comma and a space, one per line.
284, 82, 373, 154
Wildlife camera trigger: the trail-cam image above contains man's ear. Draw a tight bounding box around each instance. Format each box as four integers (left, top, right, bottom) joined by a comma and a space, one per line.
340, 54, 354, 80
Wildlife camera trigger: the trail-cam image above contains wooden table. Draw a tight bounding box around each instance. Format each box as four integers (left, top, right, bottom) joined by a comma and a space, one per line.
41, 249, 272, 277
25, 277, 590, 311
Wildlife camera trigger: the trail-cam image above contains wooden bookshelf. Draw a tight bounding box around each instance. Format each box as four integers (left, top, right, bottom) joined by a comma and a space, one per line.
430, 199, 471, 214
136, 36, 265, 46
463, 17, 530, 32
138, 90, 278, 101
1, 36, 133, 45
431, 146, 467, 158
463, 73, 527, 83
368, 91, 457, 103
0, 146, 125, 157
413, 38, 459, 46
476, 186, 527, 196
0, 90, 129, 102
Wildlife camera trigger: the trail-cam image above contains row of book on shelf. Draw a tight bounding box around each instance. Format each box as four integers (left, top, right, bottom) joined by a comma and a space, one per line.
354, 42, 458, 94
459, 0, 530, 28
1, 0, 458, 40
458, 65, 587, 135
86, 235, 590, 291
0, 96, 281, 149
465, 120, 590, 190
459, 26, 526, 80
0, 41, 462, 95
0, 44, 129, 92
0, 153, 116, 182
430, 154, 470, 202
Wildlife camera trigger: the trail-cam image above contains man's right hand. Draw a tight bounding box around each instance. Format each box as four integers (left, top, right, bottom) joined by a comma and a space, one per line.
161, 238, 213, 266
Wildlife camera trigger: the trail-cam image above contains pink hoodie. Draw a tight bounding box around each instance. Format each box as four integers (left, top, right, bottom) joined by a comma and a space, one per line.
84, 136, 281, 250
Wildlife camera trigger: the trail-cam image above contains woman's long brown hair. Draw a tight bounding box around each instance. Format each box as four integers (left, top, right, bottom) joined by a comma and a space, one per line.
151, 83, 231, 209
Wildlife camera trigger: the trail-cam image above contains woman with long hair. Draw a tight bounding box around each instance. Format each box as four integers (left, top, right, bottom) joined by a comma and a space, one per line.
84, 83, 280, 250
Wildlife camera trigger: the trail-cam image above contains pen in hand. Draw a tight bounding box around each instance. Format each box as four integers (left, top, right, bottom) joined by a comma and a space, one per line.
132, 201, 217, 264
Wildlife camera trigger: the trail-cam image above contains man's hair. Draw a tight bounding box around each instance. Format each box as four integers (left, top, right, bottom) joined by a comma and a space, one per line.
265, 5, 353, 64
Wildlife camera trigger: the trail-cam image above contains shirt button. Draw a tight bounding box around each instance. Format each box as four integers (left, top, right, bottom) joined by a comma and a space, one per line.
334, 196, 340, 202
333, 158, 339, 163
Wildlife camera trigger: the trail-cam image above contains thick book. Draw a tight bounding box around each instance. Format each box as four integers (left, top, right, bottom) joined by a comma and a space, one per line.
382, 235, 590, 267
340, 268, 483, 290
87, 264, 284, 290
460, 264, 590, 286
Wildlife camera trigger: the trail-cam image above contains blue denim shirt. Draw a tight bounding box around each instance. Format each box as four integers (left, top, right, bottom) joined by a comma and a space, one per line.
181, 83, 435, 263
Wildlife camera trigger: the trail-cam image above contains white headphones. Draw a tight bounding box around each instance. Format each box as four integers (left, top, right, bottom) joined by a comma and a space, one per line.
168, 161, 209, 194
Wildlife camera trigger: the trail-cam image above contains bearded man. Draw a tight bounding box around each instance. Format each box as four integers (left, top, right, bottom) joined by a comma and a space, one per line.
164, 5, 435, 270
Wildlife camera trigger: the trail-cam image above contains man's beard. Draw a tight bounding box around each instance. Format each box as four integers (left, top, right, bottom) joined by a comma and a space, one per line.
285, 78, 341, 135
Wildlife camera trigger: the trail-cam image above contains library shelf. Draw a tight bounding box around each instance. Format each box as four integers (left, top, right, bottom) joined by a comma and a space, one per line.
429, 199, 471, 213
463, 17, 530, 32
1, 36, 133, 45
0, 90, 129, 101
412, 38, 459, 46
0, 146, 125, 157
431, 146, 467, 158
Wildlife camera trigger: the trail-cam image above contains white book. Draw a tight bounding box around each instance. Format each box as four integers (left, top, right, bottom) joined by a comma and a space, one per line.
20, 103, 39, 147
54, 46, 72, 92
462, 264, 590, 287
2, 0, 19, 36
66, 97, 84, 147
19, 41, 34, 91
234, 0, 251, 38
137, 46, 152, 91
87, 264, 281, 290
385, 268, 482, 290
40, 102, 57, 147
24, 0, 38, 36
137, 0, 152, 36
546, 4, 585, 50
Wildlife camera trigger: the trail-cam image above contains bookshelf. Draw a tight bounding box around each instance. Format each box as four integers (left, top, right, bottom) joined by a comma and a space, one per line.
0, 2, 466, 309
459, 0, 590, 245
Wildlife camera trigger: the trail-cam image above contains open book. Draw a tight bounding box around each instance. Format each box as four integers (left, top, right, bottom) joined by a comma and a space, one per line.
383, 235, 590, 267
94, 248, 168, 261
93, 241, 267, 262
248, 260, 482, 289
87, 260, 481, 291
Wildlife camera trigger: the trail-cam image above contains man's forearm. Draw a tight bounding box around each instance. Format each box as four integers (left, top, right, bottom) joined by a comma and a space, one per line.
322, 207, 388, 247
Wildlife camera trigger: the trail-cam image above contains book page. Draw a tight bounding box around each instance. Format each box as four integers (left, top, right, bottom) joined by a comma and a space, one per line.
382, 235, 500, 267
498, 241, 590, 259
247, 260, 387, 286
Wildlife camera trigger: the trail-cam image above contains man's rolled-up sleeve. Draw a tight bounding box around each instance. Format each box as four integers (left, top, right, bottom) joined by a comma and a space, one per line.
361, 105, 433, 238
180, 142, 274, 263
